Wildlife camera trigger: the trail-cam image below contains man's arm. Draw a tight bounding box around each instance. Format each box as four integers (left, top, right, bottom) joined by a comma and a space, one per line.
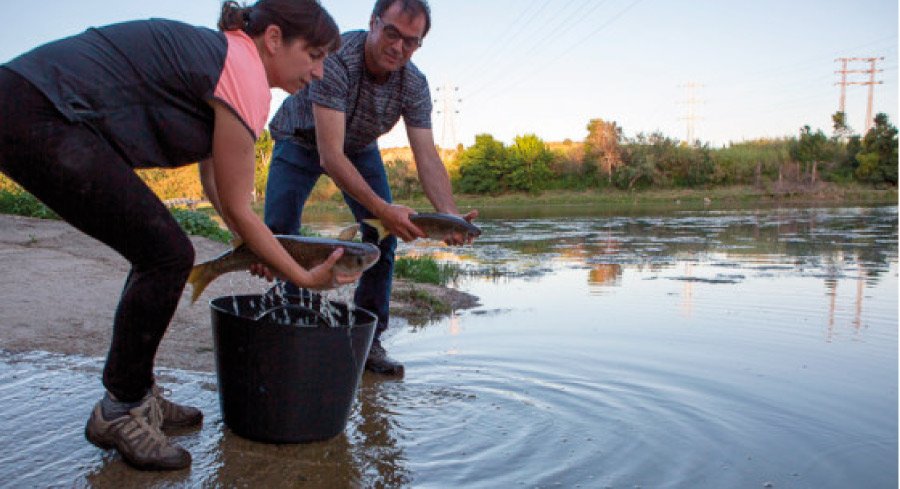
406, 126, 458, 215
407, 125, 479, 244
313, 103, 425, 242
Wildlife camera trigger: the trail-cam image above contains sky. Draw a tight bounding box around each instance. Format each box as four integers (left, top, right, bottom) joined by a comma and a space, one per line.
2, 0, 897, 149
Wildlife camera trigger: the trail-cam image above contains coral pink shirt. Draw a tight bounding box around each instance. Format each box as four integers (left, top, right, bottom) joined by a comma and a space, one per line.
214, 30, 271, 139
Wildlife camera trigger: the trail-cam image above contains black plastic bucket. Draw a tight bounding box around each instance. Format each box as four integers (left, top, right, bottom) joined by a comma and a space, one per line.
210, 293, 376, 443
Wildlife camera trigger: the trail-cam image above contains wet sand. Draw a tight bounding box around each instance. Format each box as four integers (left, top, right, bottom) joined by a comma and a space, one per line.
0, 214, 479, 486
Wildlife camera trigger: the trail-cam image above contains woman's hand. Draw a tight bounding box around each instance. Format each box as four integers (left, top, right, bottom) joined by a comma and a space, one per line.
249, 263, 274, 281
305, 248, 363, 289
248, 249, 361, 289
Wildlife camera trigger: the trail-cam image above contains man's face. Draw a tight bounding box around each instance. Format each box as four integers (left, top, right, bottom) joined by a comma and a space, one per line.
368, 2, 427, 74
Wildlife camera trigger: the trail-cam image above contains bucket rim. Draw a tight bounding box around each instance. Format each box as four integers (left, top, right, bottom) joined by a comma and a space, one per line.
209, 294, 378, 329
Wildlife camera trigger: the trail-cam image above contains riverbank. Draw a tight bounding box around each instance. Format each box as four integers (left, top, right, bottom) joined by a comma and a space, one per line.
299, 184, 897, 213
0, 214, 478, 373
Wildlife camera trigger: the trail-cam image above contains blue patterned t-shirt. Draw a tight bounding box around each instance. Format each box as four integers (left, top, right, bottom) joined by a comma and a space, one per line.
269, 30, 432, 154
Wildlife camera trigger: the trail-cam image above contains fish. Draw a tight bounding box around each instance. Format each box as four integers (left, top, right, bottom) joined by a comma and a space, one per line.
187, 234, 380, 303
363, 212, 482, 243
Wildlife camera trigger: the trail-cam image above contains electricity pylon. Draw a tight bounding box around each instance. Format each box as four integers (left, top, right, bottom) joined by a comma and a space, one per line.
835, 57, 884, 131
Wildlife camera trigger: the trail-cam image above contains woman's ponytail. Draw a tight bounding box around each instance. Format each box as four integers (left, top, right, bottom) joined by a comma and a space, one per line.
217, 0, 340, 53
218, 1, 253, 33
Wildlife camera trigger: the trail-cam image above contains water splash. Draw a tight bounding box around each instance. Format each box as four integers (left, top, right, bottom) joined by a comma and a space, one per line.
255, 282, 364, 331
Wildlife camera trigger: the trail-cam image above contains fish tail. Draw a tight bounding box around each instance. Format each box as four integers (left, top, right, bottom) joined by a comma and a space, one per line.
337, 223, 360, 241
187, 263, 215, 304
362, 219, 389, 242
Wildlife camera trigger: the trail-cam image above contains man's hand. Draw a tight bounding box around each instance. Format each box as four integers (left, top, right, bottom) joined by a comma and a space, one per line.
377, 203, 426, 242
444, 210, 479, 246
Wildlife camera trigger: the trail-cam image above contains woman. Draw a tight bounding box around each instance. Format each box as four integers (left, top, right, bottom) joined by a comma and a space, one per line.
0, 0, 346, 471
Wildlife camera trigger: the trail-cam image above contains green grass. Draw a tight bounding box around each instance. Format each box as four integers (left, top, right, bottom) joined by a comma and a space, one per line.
299, 185, 897, 213
0, 188, 235, 243
169, 208, 233, 243
0, 189, 59, 220
393, 256, 461, 286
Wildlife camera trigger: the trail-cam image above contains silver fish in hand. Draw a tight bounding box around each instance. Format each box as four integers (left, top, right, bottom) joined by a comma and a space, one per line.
363, 213, 482, 243
187, 235, 380, 303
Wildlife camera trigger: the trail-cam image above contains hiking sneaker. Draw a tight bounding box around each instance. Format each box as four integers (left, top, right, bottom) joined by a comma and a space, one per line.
150, 383, 203, 430
365, 340, 405, 376
85, 396, 192, 471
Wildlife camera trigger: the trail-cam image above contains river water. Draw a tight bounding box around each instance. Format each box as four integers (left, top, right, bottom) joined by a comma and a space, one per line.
1, 204, 896, 488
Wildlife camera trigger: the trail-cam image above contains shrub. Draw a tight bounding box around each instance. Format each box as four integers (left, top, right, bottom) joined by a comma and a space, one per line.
0, 189, 58, 219
393, 256, 460, 285
169, 208, 233, 243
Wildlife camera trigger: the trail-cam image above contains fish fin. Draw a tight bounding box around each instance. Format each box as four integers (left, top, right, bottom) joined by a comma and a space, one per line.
187, 263, 214, 304
230, 238, 243, 248
337, 223, 360, 241
362, 219, 389, 242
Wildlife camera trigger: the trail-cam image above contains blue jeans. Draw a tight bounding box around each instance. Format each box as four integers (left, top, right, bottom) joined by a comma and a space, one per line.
264, 138, 396, 339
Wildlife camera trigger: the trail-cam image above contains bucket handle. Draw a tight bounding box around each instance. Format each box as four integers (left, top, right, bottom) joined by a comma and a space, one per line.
253, 304, 330, 327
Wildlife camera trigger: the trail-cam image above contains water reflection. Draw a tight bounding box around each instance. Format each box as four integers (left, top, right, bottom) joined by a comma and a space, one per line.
199, 376, 411, 488
466, 207, 897, 273
348, 378, 410, 488
380, 206, 896, 351
587, 263, 622, 292
3, 205, 894, 488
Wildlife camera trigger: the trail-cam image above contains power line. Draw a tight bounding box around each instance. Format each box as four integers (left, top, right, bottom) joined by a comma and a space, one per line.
467, 0, 647, 104
465, 0, 611, 99
460, 0, 594, 99
455, 0, 555, 85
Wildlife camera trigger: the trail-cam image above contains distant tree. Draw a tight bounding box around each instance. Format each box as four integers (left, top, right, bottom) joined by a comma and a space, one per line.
584, 119, 623, 183
385, 158, 419, 199
832, 111, 853, 142
790, 125, 834, 183
846, 135, 862, 168
855, 113, 898, 185
508, 134, 555, 193
454, 134, 509, 194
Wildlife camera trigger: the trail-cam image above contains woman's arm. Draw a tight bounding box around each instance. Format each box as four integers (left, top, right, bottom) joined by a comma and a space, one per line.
207, 99, 357, 288
198, 158, 230, 233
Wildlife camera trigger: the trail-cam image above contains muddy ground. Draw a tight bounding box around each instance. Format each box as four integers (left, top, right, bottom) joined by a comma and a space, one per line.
0, 214, 478, 372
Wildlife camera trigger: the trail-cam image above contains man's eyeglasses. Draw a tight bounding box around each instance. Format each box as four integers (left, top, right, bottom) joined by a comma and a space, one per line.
375, 16, 423, 50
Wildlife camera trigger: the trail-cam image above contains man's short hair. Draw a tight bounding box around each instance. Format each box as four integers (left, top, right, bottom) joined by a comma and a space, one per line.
372, 0, 431, 37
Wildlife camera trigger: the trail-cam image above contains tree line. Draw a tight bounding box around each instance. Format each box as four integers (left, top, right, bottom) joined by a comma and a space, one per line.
447, 111, 898, 196
1, 112, 895, 203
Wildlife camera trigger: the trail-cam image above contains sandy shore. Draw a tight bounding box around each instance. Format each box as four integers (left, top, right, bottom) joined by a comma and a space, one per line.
0, 214, 478, 372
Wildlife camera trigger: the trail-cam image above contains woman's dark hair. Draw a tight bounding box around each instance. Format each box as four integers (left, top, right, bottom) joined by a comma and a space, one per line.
372, 0, 431, 38
219, 0, 341, 52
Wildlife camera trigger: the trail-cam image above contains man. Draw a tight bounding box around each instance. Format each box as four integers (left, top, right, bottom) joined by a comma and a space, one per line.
266, 0, 477, 376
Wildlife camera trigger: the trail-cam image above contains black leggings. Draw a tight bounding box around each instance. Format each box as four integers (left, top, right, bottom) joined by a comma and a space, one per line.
0, 68, 195, 402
